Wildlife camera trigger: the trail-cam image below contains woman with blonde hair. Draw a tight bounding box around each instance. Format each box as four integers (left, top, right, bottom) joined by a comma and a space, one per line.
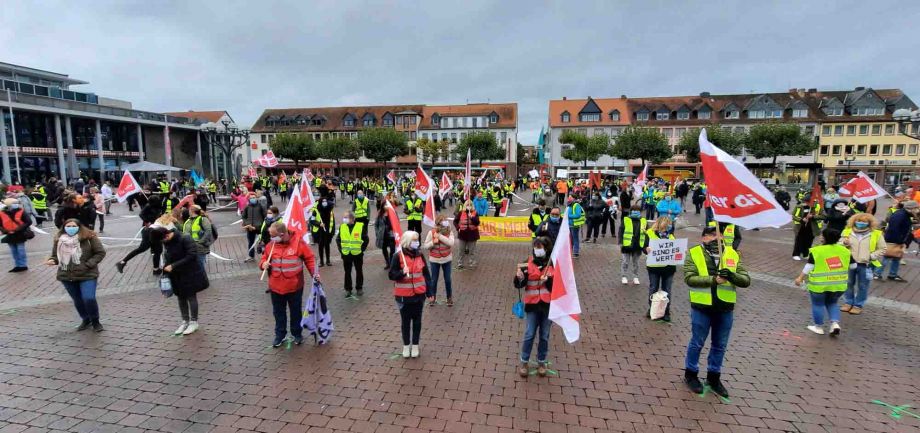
387, 231, 431, 358
839, 212, 886, 315
643, 216, 676, 321
423, 214, 456, 306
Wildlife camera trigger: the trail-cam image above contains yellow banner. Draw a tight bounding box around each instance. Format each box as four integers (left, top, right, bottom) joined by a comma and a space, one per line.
478, 216, 532, 242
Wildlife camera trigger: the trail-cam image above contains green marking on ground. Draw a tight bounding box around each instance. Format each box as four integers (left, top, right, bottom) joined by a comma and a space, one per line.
0, 309, 17, 315
872, 400, 920, 420
387, 352, 403, 360
346, 295, 359, 301
696, 385, 731, 403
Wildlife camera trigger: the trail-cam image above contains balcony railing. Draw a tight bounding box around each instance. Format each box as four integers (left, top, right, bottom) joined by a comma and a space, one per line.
6, 91, 200, 126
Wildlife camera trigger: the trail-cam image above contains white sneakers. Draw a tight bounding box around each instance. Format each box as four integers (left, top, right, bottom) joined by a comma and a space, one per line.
633, 277, 641, 285
807, 325, 825, 335
174, 321, 199, 336
410, 345, 420, 358
792, 256, 802, 261
401, 345, 420, 358
829, 322, 841, 336
621, 277, 628, 284
402, 345, 411, 358
183, 321, 199, 335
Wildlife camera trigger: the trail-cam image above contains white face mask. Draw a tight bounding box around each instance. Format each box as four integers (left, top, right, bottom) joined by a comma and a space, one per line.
270, 236, 282, 243
440, 220, 450, 228
266, 213, 275, 219
342, 217, 350, 224
533, 248, 546, 257
409, 240, 420, 249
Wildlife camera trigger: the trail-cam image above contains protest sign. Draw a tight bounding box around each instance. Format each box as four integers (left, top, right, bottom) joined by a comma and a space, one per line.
646, 238, 688, 266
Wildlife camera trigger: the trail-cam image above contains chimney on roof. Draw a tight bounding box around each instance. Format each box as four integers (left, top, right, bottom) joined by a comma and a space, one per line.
855, 86, 865, 91
700, 92, 710, 97
562, 96, 566, 101
620, 94, 627, 99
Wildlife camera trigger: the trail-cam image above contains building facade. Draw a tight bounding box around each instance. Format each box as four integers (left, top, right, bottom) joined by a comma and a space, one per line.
0, 62, 208, 186
249, 102, 518, 176
546, 87, 919, 185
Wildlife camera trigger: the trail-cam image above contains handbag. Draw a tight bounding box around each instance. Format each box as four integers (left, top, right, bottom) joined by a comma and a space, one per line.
512, 286, 525, 319
884, 243, 905, 259
649, 290, 669, 320
159, 276, 174, 298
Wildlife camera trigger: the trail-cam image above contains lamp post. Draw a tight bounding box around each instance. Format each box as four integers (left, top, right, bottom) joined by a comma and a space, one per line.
201, 122, 250, 181
844, 156, 855, 183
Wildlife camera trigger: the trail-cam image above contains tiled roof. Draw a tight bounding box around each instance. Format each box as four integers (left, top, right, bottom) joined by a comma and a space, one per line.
251, 105, 425, 132
163, 110, 229, 124
419, 103, 517, 129
547, 98, 630, 127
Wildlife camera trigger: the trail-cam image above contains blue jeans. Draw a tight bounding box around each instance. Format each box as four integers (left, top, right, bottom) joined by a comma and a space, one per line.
648, 272, 674, 319
570, 226, 580, 254
809, 291, 842, 325
520, 308, 551, 363
845, 264, 871, 308
875, 256, 901, 278
270, 289, 303, 340
427, 261, 452, 299
61, 279, 99, 321
7, 242, 27, 268
197, 254, 208, 270
685, 308, 733, 373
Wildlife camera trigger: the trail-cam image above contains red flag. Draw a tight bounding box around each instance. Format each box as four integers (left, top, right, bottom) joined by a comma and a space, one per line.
839, 171, 887, 204
499, 198, 510, 217
422, 193, 436, 228
464, 148, 472, 200
115, 170, 142, 203
699, 129, 791, 228
304, 168, 315, 182
258, 150, 279, 167
387, 169, 397, 184
549, 210, 581, 343
247, 166, 257, 178
807, 180, 822, 209
633, 163, 648, 197
282, 174, 316, 244
414, 165, 434, 200
299, 170, 315, 211
384, 200, 403, 253
439, 171, 452, 199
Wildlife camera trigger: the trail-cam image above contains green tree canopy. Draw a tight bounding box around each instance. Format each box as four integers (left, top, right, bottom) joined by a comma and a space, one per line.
354, 127, 409, 163
415, 137, 450, 164
316, 136, 361, 176
744, 122, 817, 172
455, 131, 504, 165
270, 133, 316, 169
677, 125, 746, 163
609, 126, 672, 165
559, 130, 608, 168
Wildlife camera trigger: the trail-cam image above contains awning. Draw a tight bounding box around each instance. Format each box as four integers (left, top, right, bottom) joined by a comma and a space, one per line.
122, 161, 185, 172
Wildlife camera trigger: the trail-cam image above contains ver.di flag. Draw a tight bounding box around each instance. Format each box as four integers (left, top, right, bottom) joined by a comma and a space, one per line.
464, 148, 472, 200
439, 171, 452, 199
414, 165, 434, 200
633, 163, 648, 198
115, 170, 142, 203
839, 171, 888, 203
699, 128, 791, 228
384, 199, 403, 252
549, 210, 581, 343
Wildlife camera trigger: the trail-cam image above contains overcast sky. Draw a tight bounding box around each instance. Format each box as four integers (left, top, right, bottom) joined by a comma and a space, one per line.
2, 0, 919, 144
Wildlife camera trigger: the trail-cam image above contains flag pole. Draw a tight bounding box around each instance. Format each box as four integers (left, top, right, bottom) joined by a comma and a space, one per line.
260, 242, 275, 281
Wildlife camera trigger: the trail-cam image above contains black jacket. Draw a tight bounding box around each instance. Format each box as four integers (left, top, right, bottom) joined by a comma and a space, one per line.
388, 249, 430, 302
163, 231, 209, 297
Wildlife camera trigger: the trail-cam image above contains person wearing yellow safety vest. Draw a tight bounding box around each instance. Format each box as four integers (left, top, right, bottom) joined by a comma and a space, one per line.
565, 196, 585, 257
491, 185, 503, 217
839, 213, 886, 314
643, 217, 676, 322
707, 221, 742, 250
528, 200, 548, 238
181, 205, 214, 269
619, 204, 646, 285
336, 210, 369, 298
794, 229, 851, 336
352, 189, 370, 226
683, 225, 750, 398
792, 201, 823, 260
405, 194, 424, 234
30, 185, 49, 226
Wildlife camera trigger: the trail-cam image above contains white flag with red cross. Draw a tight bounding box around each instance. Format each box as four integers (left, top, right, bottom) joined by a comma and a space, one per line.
549, 209, 581, 343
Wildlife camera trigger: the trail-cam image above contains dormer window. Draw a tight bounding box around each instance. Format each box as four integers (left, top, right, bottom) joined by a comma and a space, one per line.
677, 111, 690, 120
609, 110, 620, 121
580, 113, 600, 122
698, 110, 711, 120
489, 112, 498, 123
432, 113, 440, 126
792, 108, 808, 118
382, 113, 394, 127
823, 107, 843, 116
637, 112, 649, 121
655, 112, 669, 120
362, 113, 376, 127
561, 111, 570, 123
853, 107, 885, 116
724, 110, 739, 119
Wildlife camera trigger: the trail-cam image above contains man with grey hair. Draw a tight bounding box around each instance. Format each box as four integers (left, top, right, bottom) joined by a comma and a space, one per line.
336, 210, 369, 298
260, 220, 318, 347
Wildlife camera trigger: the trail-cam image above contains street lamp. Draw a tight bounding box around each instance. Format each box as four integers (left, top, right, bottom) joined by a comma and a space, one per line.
201, 122, 250, 180
844, 155, 856, 176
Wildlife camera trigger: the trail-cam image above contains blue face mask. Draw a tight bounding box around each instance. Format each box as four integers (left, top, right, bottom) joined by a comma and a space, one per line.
64, 226, 79, 236
630, 211, 641, 218
854, 221, 869, 230
357, 194, 364, 199
550, 216, 560, 223
249, 199, 256, 205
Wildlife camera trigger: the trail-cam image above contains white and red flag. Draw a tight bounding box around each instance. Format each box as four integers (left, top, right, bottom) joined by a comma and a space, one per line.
633, 163, 648, 198
384, 199, 403, 253
439, 171, 453, 199
422, 192, 436, 227
463, 148, 472, 200
549, 210, 581, 343
304, 168, 314, 182
282, 173, 316, 243
499, 198, 510, 217
258, 150, 279, 167
414, 165, 434, 200
477, 168, 489, 185
247, 166, 257, 178
699, 128, 791, 228
115, 170, 142, 203
299, 170, 315, 211
839, 171, 888, 203
386, 169, 397, 184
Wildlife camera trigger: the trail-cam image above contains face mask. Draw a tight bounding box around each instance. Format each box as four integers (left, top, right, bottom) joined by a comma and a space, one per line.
64, 226, 79, 236
630, 211, 641, 218
321, 201, 328, 206
342, 217, 351, 224
270, 236, 282, 243
249, 199, 256, 205
266, 213, 275, 219
854, 221, 870, 230
441, 220, 450, 228
409, 240, 420, 250
357, 194, 364, 199
550, 216, 560, 222
704, 239, 720, 252
9, 204, 20, 210
533, 248, 546, 258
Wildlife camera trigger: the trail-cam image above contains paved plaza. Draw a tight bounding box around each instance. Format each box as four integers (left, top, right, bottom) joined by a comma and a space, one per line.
0, 194, 919, 433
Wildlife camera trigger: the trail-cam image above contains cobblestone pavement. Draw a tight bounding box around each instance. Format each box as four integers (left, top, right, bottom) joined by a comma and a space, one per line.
0, 193, 918, 433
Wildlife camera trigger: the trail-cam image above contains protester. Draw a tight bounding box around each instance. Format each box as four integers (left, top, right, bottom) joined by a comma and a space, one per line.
101, 180, 114, 215
792, 200, 822, 260
90, 187, 106, 234
151, 222, 209, 336
644, 216, 675, 321
528, 200, 548, 239
472, 191, 489, 216
46, 219, 106, 332
116, 202, 166, 275
375, 195, 396, 270
241, 192, 266, 262
536, 207, 563, 244
825, 199, 853, 232
353, 189, 370, 225
683, 226, 750, 398
1, 197, 32, 272
794, 229, 850, 335
656, 193, 682, 227
566, 196, 585, 257
388, 231, 430, 358
424, 214, 455, 306
405, 194, 424, 234
876, 200, 917, 281
619, 204, 645, 285
584, 192, 605, 243
260, 222, 319, 347
454, 200, 480, 270
514, 236, 555, 378
260, 206, 281, 246
181, 205, 214, 269
601, 191, 618, 239
336, 210, 368, 298
840, 213, 886, 314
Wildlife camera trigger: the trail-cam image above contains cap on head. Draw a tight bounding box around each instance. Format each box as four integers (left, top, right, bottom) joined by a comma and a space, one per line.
702, 226, 718, 236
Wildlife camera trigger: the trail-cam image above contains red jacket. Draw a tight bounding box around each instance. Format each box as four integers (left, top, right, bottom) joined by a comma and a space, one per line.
260, 233, 316, 295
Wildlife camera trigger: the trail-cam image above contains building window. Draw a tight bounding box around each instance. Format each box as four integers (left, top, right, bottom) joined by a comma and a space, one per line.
896, 144, 905, 155
910, 143, 919, 155
261, 134, 267, 143
832, 145, 842, 155
820, 145, 829, 156
770, 109, 783, 118
490, 114, 498, 123
383, 117, 394, 127
561, 113, 570, 123
580, 113, 600, 122
724, 110, 739, 119
846, 125, 856, 135
472, 117, 478, 128
594, 128, 604, 136
344, 118, 355, 127
885, 124, 895, 135
870, 144, 879, 155
431, 133, 438, 142
501, 131, 508, 143
859, 125, 869, 135
857, 144, 866, 155
749, 110, 765, 119
824, 107, 844, 116
804, 125, 815, 136
431, 115, 439, 126
834, 125, 844, 136
822, 125, 831, 135
637, 112, 649, 121
609, 111, 620, 121
854, 107, 885, 116
698, 110, 711, 120
844, 145, 854, 154
450, 133, 457, 143
421, 133, 428, 140
410, 131, 416, 140
661, 128, 673, 138
677, 111, 690, 120
676, 128, 687, 137
792, 108, 809, 118
882, 144, 892, 155
871, 124, 881, 135
655, 112, 669, 120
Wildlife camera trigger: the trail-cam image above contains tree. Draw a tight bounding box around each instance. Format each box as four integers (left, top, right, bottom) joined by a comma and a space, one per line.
559, 130, 608, 168
517, 143, 536, 164
455, 131, 504, 166
354, 127, 409, 164
317, 136, 360, 176
270, 133, 316, 169
677, 125, 745, 163
415, 137, 449, 164
609, 126, 672, 166
744, 122, 817, 175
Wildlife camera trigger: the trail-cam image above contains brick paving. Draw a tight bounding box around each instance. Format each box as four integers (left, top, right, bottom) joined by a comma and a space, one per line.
0, 194, 918, 432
